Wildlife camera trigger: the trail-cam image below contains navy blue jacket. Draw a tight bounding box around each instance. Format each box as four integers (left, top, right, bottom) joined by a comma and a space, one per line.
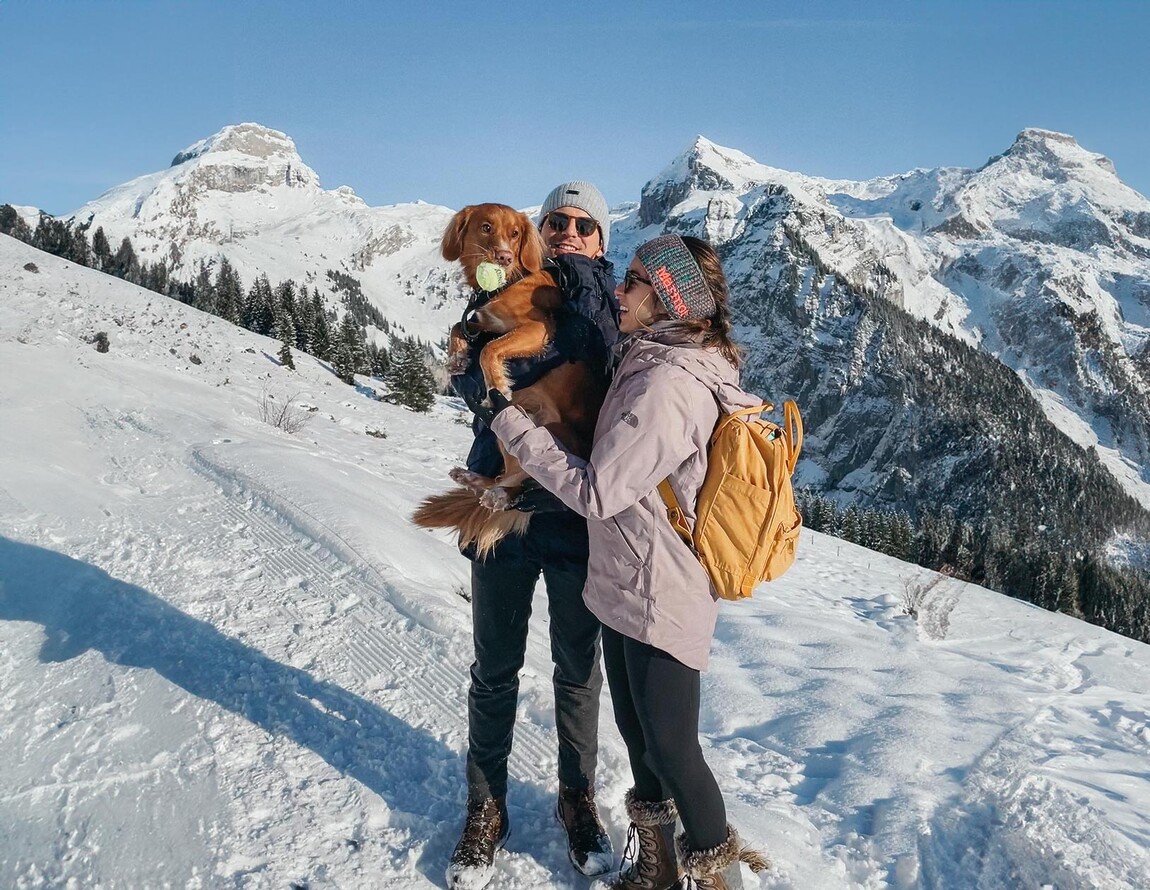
451, 254, 619, 478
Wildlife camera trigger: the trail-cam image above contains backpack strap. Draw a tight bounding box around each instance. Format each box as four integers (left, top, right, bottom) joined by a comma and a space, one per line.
657, 401, 774, 552
656, 479, 696, 553
782, 399, 803, 473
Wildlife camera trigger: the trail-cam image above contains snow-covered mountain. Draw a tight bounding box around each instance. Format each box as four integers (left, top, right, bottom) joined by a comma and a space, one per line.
4, 234, 1150, 889
609, 131, 1150, 510
70, 123, 464, 346
66, 124, 1150, 510
47, 124, 1150, 589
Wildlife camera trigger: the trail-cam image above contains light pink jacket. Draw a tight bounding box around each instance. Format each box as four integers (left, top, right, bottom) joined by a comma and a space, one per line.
491, 325, 761, 670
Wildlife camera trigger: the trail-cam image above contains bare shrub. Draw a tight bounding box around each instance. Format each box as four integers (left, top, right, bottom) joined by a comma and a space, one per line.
258, 389, 314, 434
902, 565, 961, 641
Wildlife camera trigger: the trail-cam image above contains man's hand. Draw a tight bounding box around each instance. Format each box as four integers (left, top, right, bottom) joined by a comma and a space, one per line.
461, 387, 513, 428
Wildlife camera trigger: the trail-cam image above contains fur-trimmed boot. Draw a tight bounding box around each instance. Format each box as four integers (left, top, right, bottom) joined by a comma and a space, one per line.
590, 788, 681, 890
676, 825, 770, 890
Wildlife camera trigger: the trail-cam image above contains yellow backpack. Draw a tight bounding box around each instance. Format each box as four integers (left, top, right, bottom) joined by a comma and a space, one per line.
658, 401, 803, 600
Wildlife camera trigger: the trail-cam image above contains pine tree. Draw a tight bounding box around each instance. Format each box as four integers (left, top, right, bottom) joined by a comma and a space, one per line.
840, 505, 862, 544
295, 286, 317, 352
91, 226, 112, 272
275, 280, 298, 328
310, 291, 332, 360
148, 261, 170, 295
32, 215, 74, 257
366, 341, 390, 377
111, 237, 141, 284
213, 257, 243, 325
275, 305, 296, 370
0, 204, 33, 242
66, 223, 91, 267
385, 338, 437, 412
332, 314, 366, 384
193, 262, 215, 313
242, 274, 276, 335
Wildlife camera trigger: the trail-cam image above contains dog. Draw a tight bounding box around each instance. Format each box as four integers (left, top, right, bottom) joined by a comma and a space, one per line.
411, 204, 606, 555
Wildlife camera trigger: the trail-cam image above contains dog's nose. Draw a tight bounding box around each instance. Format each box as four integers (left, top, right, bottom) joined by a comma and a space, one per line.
494, 249, 513, 267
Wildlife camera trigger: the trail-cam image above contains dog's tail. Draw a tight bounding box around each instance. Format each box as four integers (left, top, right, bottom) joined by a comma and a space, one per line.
411, 487, 532, 558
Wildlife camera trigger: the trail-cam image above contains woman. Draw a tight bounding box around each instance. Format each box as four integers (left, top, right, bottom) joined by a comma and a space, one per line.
488, 235, 770, 890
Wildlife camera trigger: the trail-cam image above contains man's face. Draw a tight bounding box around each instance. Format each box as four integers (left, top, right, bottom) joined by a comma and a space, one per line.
539, 205, 603, 259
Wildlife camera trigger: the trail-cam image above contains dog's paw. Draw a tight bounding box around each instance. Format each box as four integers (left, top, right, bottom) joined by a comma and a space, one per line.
450, 467, 490, 493
445, 349, 470, 375
479, 487, 514, 512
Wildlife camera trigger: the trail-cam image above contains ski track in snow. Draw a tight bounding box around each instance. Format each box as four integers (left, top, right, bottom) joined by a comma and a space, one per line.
5, 417, 595, 888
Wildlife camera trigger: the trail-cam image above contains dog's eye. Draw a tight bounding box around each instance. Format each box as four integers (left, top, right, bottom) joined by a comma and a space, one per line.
481, 223, 493, 234
511, 229, 520, 239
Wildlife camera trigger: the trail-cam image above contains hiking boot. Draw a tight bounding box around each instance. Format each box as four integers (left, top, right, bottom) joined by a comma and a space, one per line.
445, 797, 510, 890
556, 783, 613, 876
676, 825, 769, 890
590, 789, 680, 890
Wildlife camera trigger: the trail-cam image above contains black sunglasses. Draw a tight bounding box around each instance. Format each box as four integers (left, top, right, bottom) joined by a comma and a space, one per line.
622, 269, 652, 292
545, 211, 599, 239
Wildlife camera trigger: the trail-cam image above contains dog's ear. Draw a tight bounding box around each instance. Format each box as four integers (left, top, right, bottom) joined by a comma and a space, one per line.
441, 206, 475, 262
517, 213, 545, 273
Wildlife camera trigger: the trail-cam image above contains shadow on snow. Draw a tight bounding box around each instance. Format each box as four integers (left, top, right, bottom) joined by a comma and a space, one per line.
0, 536, 570, 884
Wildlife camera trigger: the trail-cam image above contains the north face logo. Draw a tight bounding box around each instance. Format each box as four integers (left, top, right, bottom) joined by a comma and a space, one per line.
621, 411, 639, 428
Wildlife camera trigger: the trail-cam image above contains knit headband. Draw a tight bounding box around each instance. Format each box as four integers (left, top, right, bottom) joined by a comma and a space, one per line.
634, 235, 717, 321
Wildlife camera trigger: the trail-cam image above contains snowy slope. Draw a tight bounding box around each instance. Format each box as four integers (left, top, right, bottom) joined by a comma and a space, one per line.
4, 238, 1150, 889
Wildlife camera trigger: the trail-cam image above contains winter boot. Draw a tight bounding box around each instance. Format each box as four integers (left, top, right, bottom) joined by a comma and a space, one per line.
556, 783, 614, 876
445, 797, 510, 890
676, 825, 769, 890
590, 788, 680, 890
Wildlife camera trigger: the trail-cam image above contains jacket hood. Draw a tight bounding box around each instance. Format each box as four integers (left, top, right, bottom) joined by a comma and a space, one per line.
619, 325, 763, 414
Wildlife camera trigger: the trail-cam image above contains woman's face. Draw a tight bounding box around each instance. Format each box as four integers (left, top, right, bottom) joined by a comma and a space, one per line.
539, 205, 603, 259
615, 259, 665, 334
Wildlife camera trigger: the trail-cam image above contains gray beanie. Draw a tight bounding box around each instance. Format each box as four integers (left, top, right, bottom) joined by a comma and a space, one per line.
538, 180, 610, 250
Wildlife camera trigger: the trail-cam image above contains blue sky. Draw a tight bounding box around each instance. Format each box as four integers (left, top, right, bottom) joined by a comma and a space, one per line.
3, 0, 1148, 216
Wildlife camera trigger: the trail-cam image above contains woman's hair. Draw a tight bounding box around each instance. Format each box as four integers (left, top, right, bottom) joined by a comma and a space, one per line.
662, 236, 742, 368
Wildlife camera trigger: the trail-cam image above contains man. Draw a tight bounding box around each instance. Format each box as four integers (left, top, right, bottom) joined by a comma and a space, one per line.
446, 182, 620, 890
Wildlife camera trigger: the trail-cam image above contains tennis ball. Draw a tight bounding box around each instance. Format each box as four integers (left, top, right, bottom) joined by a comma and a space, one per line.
475, 262, 507, 292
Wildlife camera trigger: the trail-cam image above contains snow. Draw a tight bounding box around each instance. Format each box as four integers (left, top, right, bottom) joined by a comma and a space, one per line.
4, 235, 1150, 889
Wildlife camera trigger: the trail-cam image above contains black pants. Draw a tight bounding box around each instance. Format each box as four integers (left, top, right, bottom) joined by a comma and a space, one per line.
465, 513, 603, 801
601, 625, 727, 851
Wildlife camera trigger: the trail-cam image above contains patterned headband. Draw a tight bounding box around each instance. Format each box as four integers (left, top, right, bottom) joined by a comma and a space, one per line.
634, 235, 717, 321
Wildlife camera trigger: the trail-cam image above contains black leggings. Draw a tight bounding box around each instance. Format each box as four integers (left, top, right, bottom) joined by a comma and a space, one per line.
601, 625, 727, 851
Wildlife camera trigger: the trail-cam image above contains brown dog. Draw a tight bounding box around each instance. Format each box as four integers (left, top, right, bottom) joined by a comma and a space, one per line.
411, 203, 606, 555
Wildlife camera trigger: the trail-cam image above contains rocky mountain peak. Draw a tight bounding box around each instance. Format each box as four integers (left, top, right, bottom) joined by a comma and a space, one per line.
637, 135, 770, 226
165, 122, 318, 191
171, 123, 300, 166
992, 127, 1119, 180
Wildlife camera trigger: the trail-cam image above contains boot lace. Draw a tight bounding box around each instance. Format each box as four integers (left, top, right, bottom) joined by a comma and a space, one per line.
450, 798, 504, 868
